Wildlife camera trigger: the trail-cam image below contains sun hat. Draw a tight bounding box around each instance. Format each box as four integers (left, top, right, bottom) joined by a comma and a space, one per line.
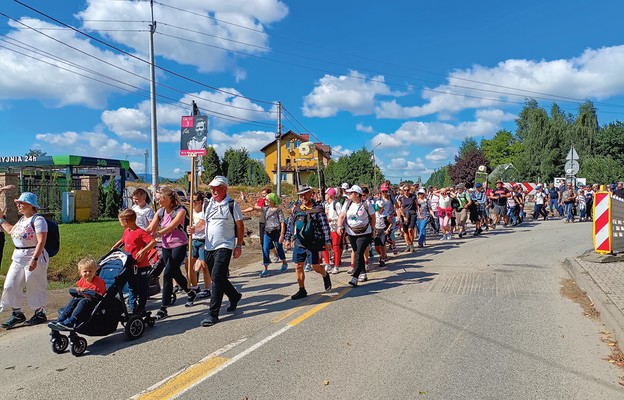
345, 185, 363, 195
326, 187, 337, 197
208, 175, 228, 187
297, 184, 312, 195
266, 192, 280, 206
14, 192, 41, 209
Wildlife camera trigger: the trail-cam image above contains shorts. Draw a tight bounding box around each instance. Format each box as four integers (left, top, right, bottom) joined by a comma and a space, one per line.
374, 229, 387, 246
493, 204, 506, 217
292, 245, 319, 265
192, 239, 205, 260
402, 212, 417, 232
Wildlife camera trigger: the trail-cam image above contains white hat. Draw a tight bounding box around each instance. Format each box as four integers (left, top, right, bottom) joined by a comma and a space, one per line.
208, 175, 228, 187
418, 188, 426, 194
341, 182, 350, 190
345, 184, 363, 195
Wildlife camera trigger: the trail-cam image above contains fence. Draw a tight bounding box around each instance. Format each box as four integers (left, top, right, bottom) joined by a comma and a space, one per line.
21, 178, 85, 220
593, 191, 624, 254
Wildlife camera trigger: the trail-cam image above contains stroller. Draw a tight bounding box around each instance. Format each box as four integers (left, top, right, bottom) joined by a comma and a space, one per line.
49, 249, 156, 357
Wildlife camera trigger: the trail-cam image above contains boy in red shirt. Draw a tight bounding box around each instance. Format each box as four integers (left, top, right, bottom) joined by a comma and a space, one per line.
51, 258, 106, 330
112, 209, 157, 315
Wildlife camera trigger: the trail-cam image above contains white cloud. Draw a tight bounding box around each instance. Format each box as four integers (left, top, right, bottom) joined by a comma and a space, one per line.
35, 131, 143, 158
377, 45, 624, 118
78, 0, 289, 74
425, 147, 456, 163
0, 18, 147, 108
372, 109, 514, 149
331, 145, 353, 158
130, 161, 145, 173
302, 70, 403, 117
381, 157, 432, 179
356, 123, 375, 133
101, 107, 149, 140
209, 129, 275, 155
173, 168, 182, 175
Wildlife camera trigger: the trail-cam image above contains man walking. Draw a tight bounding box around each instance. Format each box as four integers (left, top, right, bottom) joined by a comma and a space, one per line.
284, 185, 332, 300
189, 176, 244, 327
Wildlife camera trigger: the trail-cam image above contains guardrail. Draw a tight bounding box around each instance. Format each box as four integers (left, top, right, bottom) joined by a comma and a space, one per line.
593, 191, 624, 254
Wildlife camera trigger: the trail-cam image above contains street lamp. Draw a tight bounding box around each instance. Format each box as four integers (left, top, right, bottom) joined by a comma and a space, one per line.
371, 142, 381, 189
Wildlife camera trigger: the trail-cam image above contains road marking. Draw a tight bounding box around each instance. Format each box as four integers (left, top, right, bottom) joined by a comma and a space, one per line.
288, 287, 350, 327
133, 285, 351, 399
271, 295, 318, 323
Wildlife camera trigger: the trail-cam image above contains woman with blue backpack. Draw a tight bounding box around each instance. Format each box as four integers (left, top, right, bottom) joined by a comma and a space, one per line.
0, 192, 50, 328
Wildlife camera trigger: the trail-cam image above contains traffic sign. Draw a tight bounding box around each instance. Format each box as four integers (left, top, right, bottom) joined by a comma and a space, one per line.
566, 147, 579, 161
564, 160, 579, 175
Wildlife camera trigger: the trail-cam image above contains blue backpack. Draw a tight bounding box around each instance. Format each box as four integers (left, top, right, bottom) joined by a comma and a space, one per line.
31, 214, 60, 257
293, 209, 325, 252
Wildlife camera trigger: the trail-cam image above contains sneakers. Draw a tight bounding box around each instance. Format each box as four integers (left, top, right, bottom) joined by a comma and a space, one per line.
173, 285, 181, 294
291, 288, 308, 300
458, 232, 464, 238
331, 267, 339, 275
358, 273, 368, 282
271, 255, 281, 263
323, 273, 332, 291
303, 263, 312, 272
227, 292, 242, 312
259, 269, 270, 278
279, 263, 288, 273
379, 260, 386, 268
348, 277, 358, 287
156, 308, 168, 320
198, 289, 211, 299
1, 311, 26, 329
201, 316, 219, 327
391, 244, 398, 255
24, 309, 47, 326
347, 267, 354, 275
185, 290, 197, 307
324, 264, 332, 273
404, 246, 412, 253
56, 318, 77, 331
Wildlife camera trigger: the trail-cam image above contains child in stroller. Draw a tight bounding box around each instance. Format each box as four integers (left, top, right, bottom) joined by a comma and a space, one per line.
49, 258, 106, 330
49, 249, 155, 357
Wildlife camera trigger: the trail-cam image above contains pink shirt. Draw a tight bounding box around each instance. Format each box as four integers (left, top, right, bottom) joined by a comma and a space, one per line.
159, 208, 188, 249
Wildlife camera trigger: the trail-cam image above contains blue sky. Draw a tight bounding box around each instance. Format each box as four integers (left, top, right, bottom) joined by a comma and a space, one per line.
2, 0, 624, 183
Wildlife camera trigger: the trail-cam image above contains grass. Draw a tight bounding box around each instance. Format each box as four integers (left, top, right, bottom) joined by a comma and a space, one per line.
1, 220, 124, 288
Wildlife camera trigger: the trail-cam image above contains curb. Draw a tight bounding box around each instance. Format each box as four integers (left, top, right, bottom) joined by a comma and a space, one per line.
563, 257, 624, 343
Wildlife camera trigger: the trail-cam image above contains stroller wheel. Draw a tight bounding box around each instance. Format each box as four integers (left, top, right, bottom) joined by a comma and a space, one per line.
70, 337, 87, 357
125, 315, 145, 340
51, 335, 69, 354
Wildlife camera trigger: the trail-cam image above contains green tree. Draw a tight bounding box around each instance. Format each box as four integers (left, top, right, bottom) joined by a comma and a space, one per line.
595, 121, 624, 165
223, 148, 249, 185
201, 146, 223, 184
426, 166, 452, 188
540, 103, 572, 182
322, 148, 382, 188
480, 130, 522, 166
247, 159, 270, 186
448, 148, 488, 186
458, 137, 479, 158
569, 100, 598, 158
25, 149, 47, 158
578, 156, 624, 185
104, 183, 121, 218
514, 99, 549, 180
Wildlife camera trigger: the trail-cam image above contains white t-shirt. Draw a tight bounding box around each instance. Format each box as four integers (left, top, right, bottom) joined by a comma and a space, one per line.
341, 200, 375, 236
438, 195, 451, 209
192, 209, 206, 240
429, 194, 440, 211
10, 215, 48, 262
202, 195, 243, 251
534, 192, 546, 205
325, 200, 341, 232
132, 204, 155, 230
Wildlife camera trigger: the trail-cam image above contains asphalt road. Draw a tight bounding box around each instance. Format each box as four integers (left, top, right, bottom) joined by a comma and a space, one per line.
1, 219, 622, 399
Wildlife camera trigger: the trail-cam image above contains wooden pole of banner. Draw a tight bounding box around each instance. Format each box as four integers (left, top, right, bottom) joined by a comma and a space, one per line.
187, 155, 195, 284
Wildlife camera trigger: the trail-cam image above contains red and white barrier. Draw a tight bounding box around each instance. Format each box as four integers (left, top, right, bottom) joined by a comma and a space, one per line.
593, 192, 624, 254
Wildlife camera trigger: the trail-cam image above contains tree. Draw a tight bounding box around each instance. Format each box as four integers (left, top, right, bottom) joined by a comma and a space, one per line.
448, 149, 488, 186
201, 146, 223, 184
223, 148, 249, 185
595, 121, 624, 165
578, 156, 624, 185
247, 159, 270, 186
323, 147, 381, 188
569, 100, 598, 158
540, 103, 572, 182
514, 98, 549, 180
458, 138, 479, 158
480, 130, 522, 166
25, 149, 47, 158
426, 166, 452, 188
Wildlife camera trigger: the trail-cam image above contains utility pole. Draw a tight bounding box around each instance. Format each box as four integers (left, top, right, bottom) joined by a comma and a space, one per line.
143, 149, 148, 182
276, 102, 282, 196
148, 0, 159, 199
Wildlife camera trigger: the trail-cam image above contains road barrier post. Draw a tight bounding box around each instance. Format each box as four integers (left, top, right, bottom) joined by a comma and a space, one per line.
593, 192, 624, 254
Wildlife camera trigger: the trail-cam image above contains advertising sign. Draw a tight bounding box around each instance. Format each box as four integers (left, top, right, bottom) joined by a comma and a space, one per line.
180, 115, 208, 156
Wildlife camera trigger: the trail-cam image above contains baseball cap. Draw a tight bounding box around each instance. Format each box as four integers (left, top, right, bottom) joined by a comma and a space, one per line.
475, 183, 482, 188
208, 175, 228, 187
326, 187, 336, 197
418, 188, 426, 194
496, 180, 503, 184
341, 182, 350, 190
380, 183, 389, 191
345, 185, 363, 195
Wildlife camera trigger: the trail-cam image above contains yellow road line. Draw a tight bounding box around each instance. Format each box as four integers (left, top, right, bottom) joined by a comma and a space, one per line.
271, 295, 318, 323
136, 356, 229, 400
288, 287, 350, 327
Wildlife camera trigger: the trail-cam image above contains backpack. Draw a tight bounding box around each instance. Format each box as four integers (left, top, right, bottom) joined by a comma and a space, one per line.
157, 205, 190, 232
202, 198, 238, 239
343, 199, 372, 234
31, 214, 60, 257
451, 197, 461, 211
293, 208, 325, 251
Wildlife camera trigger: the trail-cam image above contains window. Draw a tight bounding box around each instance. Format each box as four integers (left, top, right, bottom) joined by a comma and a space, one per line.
281, 173, 287, 182
286, 158, 291, 166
